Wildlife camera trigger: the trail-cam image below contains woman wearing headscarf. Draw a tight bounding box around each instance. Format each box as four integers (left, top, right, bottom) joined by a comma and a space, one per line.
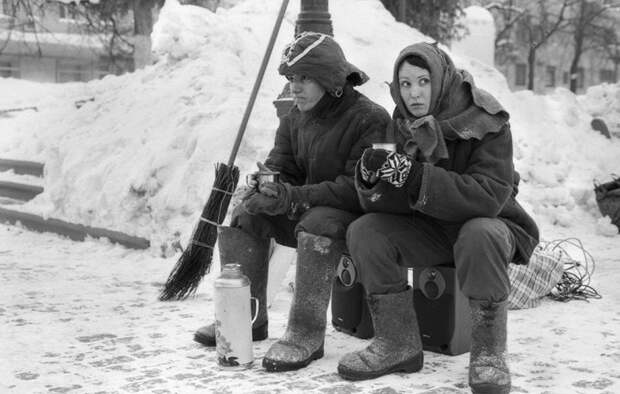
338, 42, 539, 394
192, 32, 391, 372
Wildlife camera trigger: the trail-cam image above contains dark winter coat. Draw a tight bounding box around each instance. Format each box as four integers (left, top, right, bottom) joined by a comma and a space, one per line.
355, 43, 539, 264
265, 84, 391, 213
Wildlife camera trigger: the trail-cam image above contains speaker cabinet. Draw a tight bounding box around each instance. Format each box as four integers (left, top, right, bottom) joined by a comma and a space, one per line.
331, 256, 471, 356
331, 254, 374, 339
411, 265, 471, 356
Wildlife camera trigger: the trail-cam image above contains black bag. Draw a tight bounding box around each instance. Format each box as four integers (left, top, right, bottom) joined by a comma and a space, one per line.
594, 175, 620, 231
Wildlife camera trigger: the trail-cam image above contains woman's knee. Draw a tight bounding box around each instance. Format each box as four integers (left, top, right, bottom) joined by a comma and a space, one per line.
296, 206, 359, 239
345, 213, 388, 253
454, 218, 513, 301
455, 218, 513, 260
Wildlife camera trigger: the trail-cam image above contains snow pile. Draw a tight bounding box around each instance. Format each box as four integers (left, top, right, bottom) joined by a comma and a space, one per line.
0, 0, 618, 252
451, 6, 496, 67
578, 83, 620, 138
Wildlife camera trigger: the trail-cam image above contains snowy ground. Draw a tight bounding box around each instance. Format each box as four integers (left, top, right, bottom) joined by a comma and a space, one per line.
1, 223, 619, 393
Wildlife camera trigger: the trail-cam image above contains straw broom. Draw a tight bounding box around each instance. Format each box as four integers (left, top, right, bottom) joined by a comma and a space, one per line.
160, 0, 290, 301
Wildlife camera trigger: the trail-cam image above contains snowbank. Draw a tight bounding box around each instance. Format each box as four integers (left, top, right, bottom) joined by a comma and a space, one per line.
1, 0, 618, 252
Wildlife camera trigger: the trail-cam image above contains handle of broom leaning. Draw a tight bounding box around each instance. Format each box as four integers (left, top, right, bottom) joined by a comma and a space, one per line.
227, 0, 290, 167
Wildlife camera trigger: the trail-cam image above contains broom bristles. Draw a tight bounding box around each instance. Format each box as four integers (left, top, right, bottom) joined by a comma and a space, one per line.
159, 163, 239, 301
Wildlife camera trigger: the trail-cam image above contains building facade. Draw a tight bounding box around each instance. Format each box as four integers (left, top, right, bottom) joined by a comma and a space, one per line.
465, 0, 619, 94
495, 29, 618, 94
0, 1, 134, 83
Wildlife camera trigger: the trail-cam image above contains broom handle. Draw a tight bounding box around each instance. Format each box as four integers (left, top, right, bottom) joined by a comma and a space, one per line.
227, 0, 290, 167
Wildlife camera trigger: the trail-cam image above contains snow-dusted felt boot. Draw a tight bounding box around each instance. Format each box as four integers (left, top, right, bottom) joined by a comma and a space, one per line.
337, 287, 423, 380
193, 226, 270, 347
262, 232, 344, 372
468, 299, 511, 394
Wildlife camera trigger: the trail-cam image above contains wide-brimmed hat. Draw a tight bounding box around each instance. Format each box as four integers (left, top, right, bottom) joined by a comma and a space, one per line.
279, 32, 368, 97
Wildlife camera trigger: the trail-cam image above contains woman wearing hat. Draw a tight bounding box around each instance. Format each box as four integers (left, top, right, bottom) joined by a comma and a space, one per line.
337, 43, 539, 393
193, 32, 391, 372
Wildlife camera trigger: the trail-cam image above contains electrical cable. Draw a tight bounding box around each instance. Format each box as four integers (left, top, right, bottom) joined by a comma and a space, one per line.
543, 238, 602, 302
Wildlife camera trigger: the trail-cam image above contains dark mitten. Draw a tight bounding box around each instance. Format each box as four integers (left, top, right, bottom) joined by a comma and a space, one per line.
242, 182, 311, 218
243, 182, 290, 216
359, 148, 391, 185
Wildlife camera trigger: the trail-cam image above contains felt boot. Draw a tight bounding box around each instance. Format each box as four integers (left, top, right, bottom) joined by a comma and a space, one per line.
469, 299, 511, 394
262, 232, 344, 372
337, 287, 423, 380
193, 226, 270, 347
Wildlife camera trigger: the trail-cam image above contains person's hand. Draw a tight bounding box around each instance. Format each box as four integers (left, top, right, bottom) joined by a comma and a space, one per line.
359, 148, 391, 185
376, 152, 413, 188
243, 182, 291, 216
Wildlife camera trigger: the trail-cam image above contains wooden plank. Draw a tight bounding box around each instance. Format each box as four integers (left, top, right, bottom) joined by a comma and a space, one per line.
0, 158, 44, 177
0, 207, 150, 250
0, 181, 44, 201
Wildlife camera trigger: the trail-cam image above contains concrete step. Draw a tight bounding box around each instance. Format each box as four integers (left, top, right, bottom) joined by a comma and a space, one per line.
0, 206, 150, 250
0, 158, 44, 177
0, 180, 44, 201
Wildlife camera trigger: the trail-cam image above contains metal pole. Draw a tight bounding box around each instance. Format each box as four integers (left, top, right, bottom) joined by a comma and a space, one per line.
296, 0, 333, 36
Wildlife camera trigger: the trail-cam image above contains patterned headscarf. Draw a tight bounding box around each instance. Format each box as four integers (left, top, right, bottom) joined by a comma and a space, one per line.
388, 42, 509, 163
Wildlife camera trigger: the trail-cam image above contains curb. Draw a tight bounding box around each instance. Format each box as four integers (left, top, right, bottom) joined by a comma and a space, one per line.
0, 158, 44, 177
0, 181, 44, 201
0, 207, 150, 250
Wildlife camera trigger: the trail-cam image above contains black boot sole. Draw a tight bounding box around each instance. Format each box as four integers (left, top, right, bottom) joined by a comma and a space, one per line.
262, 344, 324, 372
193, 322, 268, 347
337, 351, 424, 381
470, 383, 511, 394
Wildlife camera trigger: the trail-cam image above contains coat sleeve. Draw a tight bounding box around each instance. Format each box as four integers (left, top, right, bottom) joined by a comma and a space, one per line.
298, 107, 390, 212
411, 126, 515, 222
264, 115, 306, 186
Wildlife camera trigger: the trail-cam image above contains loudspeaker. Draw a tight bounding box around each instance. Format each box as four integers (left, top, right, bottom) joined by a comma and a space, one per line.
330, 254, 374, 339
411, 265, 471, 356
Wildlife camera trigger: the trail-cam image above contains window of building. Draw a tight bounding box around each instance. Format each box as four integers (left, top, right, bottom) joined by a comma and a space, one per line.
56, 60, 88, 83
545, 66, 556, 87
59, 3, 78, 20
562, 71, 569, 84
515, 63, 527, 86
0, 60, 20, 78
577, 67, 585, 89
600, 69, 616, 83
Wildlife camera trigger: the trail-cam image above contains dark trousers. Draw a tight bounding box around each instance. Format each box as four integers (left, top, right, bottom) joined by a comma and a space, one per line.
230, 204, 360, 247
346, 213, 515, 302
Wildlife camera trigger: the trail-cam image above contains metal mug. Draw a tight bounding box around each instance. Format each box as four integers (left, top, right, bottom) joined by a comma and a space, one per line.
372, 142, 397, 152
246, 170, 280, 192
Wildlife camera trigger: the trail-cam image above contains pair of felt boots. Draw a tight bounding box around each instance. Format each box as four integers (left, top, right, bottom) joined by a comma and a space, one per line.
195, 227, 510, 394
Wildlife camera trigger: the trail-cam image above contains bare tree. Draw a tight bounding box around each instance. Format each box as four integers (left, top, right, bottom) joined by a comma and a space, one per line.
0, 0, 49, 56
565, 0, 620, 92
380, 0, 466, 44
1, 0, 166, 72
487, 1, 526, 50
488, 0, 569, 90
520, 0, 569, 90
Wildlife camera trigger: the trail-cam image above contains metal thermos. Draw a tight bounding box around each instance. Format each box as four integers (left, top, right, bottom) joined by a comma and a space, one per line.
214, 263, 259, 369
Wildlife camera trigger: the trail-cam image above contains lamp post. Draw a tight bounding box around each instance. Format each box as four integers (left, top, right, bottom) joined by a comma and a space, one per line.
273, 0, 333, 117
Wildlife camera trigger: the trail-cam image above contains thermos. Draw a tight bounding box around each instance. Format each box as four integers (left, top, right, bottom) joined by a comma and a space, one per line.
214, 263, 259, 369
